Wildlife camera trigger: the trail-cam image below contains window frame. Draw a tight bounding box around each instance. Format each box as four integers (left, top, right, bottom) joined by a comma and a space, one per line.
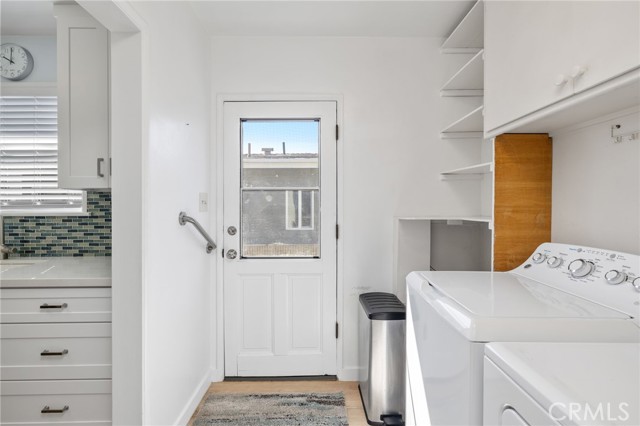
285, 189, 315, 231
0, 83, 87, 217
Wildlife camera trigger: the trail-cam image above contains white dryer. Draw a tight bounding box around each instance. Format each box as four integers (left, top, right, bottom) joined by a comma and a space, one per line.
405, 243, 640, 426
484, 342, 639, 426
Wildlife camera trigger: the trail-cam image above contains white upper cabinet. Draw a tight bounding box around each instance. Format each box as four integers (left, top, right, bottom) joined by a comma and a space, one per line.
571, 1, 640, 93
55, 5, 110, 189
484, 1, 640, 134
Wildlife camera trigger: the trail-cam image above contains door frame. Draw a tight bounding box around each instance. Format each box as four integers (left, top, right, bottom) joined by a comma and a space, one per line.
214, 94, 344, 380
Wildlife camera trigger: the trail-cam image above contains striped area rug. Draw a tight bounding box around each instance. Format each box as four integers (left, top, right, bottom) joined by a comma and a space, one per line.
192, 392, 348, 426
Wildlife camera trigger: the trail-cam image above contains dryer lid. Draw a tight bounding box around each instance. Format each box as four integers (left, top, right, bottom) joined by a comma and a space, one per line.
486, 342, 640, 426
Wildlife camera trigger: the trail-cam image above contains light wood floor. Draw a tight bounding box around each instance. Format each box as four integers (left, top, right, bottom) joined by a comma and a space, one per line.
188, 380, 368, 426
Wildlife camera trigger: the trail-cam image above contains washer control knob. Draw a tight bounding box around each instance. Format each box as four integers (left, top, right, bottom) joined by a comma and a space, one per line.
632, 277, 640, 292
604, 270, 627, 285
547, 256, 563, 268
568, 259, 595, 278
532, 253, 547, 264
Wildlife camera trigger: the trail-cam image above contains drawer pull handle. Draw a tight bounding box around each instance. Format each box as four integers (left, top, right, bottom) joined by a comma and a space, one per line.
41, 349, 69, 356
39, 303, 68, 309
41, 405, 69, 414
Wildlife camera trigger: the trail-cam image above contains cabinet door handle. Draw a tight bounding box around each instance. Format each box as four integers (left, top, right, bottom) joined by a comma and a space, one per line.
97, 158, 105, 177
41, 349, 69, 356
39, 303, 68, 309
41, 405, 69, 414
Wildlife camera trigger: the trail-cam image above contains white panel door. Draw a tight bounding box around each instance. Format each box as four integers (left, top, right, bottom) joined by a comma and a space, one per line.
223, 101, 337, 376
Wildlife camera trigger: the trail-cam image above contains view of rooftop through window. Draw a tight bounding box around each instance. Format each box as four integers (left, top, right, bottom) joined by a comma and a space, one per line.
240, 119, 321, 258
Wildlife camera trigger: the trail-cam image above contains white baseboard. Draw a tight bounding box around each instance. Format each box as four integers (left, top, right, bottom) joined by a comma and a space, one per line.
337, 367, 359, 381
174, 372, 212, 426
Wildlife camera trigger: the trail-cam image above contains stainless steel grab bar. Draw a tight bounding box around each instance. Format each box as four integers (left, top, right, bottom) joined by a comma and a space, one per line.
178, 212, 216, 254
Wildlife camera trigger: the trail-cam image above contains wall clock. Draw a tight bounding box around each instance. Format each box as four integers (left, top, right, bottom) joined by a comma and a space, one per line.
0, 43, 34, 81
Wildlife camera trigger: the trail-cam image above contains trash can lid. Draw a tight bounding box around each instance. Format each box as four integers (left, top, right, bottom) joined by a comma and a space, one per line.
359, 292, 406, 320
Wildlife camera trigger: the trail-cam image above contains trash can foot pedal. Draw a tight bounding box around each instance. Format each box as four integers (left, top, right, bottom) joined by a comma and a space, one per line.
380, 414, 404, 426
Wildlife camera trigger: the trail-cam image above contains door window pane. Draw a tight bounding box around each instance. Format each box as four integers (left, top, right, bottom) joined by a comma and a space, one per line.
241, 120, 319, 188
240, 120, 320, 258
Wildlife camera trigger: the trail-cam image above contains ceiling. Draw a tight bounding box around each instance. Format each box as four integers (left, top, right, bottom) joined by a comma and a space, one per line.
1, 1, 474, 38
190, 1, 475, 37
1, 1, 57, 36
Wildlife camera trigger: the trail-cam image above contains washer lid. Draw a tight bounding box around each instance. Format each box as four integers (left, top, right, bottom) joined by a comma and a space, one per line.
407, 271, 639, 341
486, 342, 640, 426
416, 271, 630, 319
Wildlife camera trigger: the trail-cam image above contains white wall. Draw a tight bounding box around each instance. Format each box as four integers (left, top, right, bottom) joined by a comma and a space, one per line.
211, 36, 482, 377
127, 2, 212, 425
552, 108, 640, 255
0, 35, 56, 82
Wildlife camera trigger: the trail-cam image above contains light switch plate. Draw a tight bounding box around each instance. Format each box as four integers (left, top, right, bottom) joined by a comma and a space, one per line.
199, 192, 208, 212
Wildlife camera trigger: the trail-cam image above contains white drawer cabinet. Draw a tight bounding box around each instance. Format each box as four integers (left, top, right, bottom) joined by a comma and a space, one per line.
54, 4, 110, 189
1, 380, 111, 425
484, 1, 640, 133
1, 323, 111, 380
0, 288, 111, 323
0, 283, 112, 425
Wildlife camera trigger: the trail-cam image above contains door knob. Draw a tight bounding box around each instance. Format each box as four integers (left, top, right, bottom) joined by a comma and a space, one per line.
226, 249, 237, 260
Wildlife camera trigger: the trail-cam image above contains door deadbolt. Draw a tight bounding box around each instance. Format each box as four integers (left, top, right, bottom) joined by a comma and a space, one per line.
226, 249, 238, 260
227, 226, 237, 236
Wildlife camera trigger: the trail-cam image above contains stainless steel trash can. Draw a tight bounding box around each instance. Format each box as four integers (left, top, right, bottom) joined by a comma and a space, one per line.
358, 292, 406, 426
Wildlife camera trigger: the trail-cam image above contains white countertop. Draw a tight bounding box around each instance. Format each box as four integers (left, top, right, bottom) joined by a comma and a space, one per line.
0, 257, 111, 288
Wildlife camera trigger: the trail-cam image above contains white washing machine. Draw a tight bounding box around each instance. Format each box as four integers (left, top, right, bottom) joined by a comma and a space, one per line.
484, 342, 639, 426
405, 242, 640, 426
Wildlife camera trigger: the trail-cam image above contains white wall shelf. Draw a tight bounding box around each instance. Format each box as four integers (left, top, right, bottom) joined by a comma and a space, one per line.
397, 216, 493, 226
440, 161, 493, 180
441, 50, 484, 97
441, 1, 484, 54
440, 105, 484, 138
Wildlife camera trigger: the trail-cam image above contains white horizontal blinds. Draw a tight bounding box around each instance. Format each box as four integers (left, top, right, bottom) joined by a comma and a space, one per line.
0, 96, 83, 211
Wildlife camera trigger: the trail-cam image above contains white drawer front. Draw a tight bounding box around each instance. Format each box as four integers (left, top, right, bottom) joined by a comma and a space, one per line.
1, 323, 111, 380
0, 288, 111, 323
1, 380, 111, 425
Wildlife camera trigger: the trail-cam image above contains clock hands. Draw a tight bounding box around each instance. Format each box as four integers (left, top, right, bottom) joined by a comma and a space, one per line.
1, 55, 14, 64
9, 47, 13, 63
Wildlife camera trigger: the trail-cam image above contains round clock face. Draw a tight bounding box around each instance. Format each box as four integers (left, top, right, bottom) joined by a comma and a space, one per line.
0, 44, 34, 81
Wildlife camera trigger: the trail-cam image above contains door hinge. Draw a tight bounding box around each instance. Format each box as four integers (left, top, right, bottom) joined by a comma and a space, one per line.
335, 124, 339, 141
335, 224, 339, 239
335, 322, 339, 339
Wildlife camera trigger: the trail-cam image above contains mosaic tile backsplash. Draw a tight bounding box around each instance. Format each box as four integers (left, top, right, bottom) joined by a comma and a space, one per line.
3, 190, 112, 257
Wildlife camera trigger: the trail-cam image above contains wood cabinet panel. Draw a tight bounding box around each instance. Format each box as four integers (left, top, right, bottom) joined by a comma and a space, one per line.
493, 134, 552, 271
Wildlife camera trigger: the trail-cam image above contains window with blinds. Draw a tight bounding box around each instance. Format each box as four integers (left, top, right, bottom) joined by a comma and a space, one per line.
0, 96, 84, 214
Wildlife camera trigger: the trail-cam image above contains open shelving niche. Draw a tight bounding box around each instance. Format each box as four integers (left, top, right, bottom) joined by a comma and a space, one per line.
393, 216, 493, 302
440, 49, 484, 97
393, 1, 493, 302
440, 105, 484, 139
